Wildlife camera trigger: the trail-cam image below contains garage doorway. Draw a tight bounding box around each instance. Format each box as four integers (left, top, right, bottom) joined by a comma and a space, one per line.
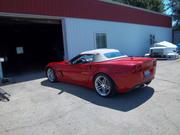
0, 17, 64, 77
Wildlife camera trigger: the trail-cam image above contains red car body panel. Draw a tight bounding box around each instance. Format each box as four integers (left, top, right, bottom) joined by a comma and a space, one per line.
46, 57, 156, 93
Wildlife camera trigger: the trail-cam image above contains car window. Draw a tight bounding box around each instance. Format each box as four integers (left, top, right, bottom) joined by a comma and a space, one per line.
70, 54, 94, 64
104, 51, 124, 58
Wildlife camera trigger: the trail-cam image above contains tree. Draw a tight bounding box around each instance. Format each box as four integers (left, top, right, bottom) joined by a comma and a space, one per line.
166, 0, 180, 29
111, 0, 165, 13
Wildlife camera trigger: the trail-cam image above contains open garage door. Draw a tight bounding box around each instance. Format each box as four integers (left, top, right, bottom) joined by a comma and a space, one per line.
0, 17, 64, 77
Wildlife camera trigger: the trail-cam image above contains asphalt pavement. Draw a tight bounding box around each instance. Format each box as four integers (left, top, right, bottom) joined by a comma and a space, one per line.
0, 60, 180, 135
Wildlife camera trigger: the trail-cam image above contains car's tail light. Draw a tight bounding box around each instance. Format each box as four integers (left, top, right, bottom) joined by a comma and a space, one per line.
136, 65, 142, 72
132, 64, 142, 73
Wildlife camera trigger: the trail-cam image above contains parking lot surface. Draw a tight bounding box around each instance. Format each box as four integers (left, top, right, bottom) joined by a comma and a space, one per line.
0, 60, 180, 135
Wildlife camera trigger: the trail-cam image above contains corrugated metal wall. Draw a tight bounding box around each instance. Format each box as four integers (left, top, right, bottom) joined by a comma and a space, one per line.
0, 0, 171, 27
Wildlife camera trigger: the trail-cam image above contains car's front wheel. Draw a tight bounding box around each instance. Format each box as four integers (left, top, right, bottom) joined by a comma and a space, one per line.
46, 68, 57, 83
94, 74, 116, 97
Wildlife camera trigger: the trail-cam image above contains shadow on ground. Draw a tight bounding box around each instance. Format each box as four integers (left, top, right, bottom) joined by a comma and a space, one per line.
41, 80, 154, 112
0, 71, 44, 86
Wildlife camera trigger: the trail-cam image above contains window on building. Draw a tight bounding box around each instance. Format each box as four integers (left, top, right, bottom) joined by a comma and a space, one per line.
96, 33, 107, 48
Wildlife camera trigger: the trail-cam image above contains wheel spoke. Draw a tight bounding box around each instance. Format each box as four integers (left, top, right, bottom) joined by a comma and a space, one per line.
101, 87, 106, 93
105, 85, 111, 90
97, 79, 103, 85
96, 85, 102, 90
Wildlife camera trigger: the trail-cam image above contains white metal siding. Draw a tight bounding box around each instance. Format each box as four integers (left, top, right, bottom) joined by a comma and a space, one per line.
64, 18, 172, 59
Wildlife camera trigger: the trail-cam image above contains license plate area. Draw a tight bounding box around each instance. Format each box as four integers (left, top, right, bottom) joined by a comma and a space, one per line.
144, 70, 151, 78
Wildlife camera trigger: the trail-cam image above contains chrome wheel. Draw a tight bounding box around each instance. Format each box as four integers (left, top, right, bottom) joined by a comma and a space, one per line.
47, 68, 56, 82
95, 75, 112, 97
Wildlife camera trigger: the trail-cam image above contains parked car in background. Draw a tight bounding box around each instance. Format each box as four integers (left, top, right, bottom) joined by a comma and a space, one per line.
176, 43, 180, 54
46, 49, 157, 97
145, 41, 179, 59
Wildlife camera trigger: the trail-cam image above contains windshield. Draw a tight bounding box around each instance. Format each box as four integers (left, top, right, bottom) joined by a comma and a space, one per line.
104, 51, 125, 58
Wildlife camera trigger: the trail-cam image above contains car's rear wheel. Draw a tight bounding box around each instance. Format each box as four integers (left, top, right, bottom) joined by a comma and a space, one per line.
46, 68, 57, 83
94, 74, 116, 97
145, 80, 152, 85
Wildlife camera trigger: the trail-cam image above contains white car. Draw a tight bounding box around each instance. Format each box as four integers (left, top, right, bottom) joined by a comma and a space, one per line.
145, 41, 179, 59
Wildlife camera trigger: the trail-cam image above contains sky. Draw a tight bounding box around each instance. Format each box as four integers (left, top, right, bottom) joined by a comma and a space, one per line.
164, 0, 172, 15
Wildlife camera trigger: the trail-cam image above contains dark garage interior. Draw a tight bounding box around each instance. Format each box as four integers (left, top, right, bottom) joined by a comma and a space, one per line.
0, 17, 64, 77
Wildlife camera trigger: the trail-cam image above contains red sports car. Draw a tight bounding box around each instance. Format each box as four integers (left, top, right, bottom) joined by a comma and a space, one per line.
46, 49, 156, 97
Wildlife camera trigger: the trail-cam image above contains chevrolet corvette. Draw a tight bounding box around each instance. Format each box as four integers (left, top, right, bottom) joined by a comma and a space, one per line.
46, 49, 156, 97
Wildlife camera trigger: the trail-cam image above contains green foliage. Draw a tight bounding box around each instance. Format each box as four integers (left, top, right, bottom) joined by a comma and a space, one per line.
167, 0, 180, 28
112, 0, 165, 13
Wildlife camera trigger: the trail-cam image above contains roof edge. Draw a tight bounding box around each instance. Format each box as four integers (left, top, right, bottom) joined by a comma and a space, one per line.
99, 0, 170, 17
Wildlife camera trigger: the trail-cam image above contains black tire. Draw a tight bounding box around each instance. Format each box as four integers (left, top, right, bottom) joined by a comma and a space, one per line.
145, 80, 152, 85
94, 73, 116, 97
46, 68, 57, 83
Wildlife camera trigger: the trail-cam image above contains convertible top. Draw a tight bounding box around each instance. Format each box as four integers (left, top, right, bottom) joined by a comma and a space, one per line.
80, 48, 127, 62
80, 49, 119, 55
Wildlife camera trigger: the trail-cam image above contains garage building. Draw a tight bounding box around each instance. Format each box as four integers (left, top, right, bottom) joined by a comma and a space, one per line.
0, 0, 172, 77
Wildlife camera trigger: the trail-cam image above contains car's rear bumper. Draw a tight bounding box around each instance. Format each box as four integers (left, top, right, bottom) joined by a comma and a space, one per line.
114, 67, 155, 93
129, 78, 153, 90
